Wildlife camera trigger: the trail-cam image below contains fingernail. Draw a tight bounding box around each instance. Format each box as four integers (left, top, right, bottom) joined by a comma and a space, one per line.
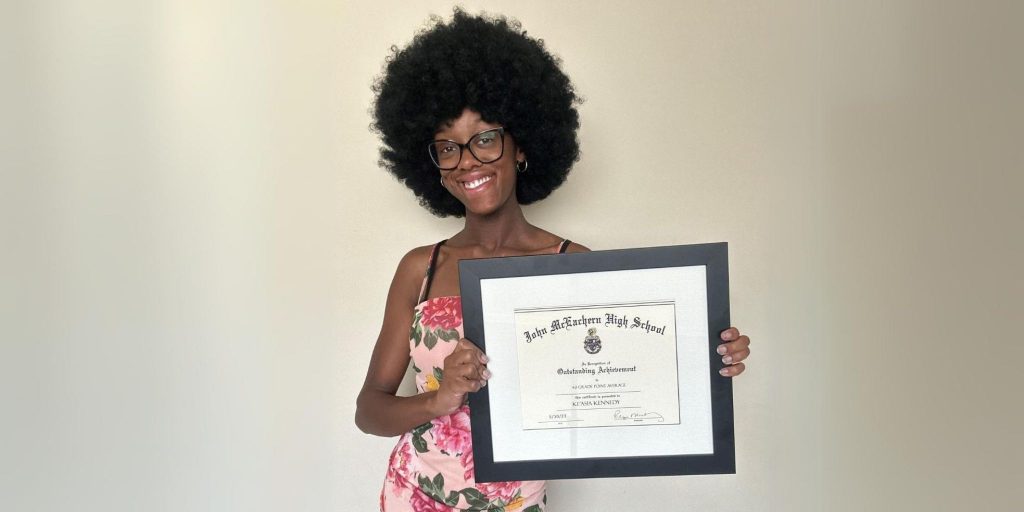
722, 355, 732, 364
480, 354, 489, 363
483, 369, 492, 379
719, 368, 729, 376
717, 345, 727, 355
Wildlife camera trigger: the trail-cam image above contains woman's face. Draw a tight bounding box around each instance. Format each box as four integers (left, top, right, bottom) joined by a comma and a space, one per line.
435, 108, 524, 217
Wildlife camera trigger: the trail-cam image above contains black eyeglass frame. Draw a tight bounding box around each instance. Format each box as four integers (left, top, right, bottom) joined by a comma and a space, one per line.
427, 127, 506, 170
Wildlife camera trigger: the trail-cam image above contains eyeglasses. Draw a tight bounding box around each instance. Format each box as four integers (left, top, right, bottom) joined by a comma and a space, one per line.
427, 127, 505, 170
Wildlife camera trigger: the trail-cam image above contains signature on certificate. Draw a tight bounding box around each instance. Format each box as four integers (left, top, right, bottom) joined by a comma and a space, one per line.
613, 409, 665, 422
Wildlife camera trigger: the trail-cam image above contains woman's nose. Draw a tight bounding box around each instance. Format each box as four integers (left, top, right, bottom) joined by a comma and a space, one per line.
457, 147, 483, 169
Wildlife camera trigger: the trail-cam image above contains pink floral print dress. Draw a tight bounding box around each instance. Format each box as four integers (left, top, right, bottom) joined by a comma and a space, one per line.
379, 240, 569, 511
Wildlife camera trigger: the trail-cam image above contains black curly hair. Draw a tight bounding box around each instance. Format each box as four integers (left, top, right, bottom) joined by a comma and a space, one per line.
372, 8, 582, 217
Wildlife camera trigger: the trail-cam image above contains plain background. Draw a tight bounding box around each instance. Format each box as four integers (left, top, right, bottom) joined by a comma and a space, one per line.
3, 0, 1021, 510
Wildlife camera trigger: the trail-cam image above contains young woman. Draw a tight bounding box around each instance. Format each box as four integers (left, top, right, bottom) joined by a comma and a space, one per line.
356, 10, 751, 511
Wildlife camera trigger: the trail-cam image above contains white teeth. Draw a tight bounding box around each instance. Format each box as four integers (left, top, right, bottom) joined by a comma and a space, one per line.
463, 176, 493, 190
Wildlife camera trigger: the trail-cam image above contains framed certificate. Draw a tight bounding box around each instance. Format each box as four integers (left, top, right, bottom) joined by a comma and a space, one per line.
459, 243, 734, 482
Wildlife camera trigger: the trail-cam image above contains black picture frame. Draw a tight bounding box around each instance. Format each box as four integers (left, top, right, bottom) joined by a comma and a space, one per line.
459, 242, 734, 482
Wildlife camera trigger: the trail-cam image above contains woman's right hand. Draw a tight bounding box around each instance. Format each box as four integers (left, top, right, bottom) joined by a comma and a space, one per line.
431, 338, 491, 416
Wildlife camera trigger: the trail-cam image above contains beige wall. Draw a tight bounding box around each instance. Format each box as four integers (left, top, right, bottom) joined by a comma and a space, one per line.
5, 0, 1021, 510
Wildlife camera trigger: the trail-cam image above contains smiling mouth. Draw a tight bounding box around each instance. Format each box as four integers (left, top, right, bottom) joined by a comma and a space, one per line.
462, 175, 493, 190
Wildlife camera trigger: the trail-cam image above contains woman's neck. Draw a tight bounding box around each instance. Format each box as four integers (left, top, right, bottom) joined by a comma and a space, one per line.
454, 203, 537, 254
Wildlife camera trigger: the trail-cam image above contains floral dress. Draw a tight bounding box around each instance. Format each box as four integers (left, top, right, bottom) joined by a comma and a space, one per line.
379, 240, 568, 512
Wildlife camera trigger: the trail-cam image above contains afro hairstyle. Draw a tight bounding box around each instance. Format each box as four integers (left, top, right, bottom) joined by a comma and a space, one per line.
372, 8, 582, 217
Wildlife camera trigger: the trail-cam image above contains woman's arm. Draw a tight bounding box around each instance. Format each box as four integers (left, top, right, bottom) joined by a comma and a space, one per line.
355, 248, 489, 437
355, 248, 443, 436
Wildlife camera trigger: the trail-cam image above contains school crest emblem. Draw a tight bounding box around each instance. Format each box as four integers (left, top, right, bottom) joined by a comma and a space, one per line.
583, 327, 602, 354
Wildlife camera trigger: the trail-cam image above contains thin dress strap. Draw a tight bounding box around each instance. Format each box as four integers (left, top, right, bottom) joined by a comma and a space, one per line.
557, 239, 572, 254
417, 240, 446, 304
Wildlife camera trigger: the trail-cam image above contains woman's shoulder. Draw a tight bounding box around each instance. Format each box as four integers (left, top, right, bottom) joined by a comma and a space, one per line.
561, 240, 590, 253
546, 234, 589, 254
529, 226, 589, 254
387, 243, 444, 308
395, 243, 441, 275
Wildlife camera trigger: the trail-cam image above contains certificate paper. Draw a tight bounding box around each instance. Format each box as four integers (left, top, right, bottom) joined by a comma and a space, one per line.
514, 302, 681, 430
460, 243, 734, 482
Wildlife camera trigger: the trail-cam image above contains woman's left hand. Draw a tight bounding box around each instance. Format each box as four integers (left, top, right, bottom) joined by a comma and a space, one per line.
717, 327, 751, 377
